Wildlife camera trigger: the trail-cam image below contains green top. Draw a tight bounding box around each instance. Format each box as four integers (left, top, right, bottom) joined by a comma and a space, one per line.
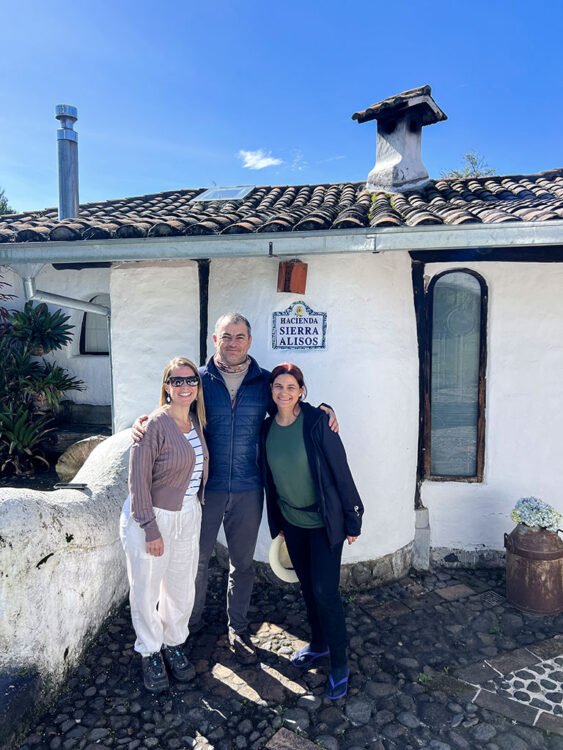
265, 411, 324, 529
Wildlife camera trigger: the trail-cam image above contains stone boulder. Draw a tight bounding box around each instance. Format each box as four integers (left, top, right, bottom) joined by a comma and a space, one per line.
55, 435, 108, 482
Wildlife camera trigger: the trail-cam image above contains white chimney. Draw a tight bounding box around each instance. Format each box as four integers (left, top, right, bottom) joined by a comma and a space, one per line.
56, 104, 79, 219
352, 85, 447, 193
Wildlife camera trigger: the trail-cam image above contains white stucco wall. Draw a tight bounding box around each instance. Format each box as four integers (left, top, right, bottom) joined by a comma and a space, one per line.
2, 265, 111, 405
110, 260, 200, 430
9, 251, 561, 568
421, 261, 563, 553
207, 253, 420, 566
0, 431, 130, 683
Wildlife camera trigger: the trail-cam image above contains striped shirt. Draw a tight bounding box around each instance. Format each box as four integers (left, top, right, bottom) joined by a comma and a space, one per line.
184, 428, 204, 497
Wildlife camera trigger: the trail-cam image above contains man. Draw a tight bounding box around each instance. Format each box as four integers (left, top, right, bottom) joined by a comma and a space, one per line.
134, 312, 336, 664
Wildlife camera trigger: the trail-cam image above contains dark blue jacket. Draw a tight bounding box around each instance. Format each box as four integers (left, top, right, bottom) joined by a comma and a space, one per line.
262, 402, 364, 547
201, 356, 272, 493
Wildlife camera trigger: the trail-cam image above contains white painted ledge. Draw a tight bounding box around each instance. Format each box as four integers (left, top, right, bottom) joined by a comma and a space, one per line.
0, 430, 131, 684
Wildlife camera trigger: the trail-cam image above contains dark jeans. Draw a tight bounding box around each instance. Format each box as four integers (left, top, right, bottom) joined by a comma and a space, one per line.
189, 490, 263, 633
282, 520, 347, 671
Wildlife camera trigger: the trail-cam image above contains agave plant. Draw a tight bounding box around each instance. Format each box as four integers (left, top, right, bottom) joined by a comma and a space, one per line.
9, 301, 74, 354
0, 406, 54, 475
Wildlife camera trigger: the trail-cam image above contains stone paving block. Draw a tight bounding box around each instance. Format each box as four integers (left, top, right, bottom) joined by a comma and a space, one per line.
535, 710, 563, 736
402, 591, 443, 610
527, 635, 563, 661
361, 600, 410, 620
436, 584, 476, 601
428, 674, 478, 702
474, 688, 539, 725
485, 648, 540, 675
266, 727, 318, 750
450, 573, 492, 593
400, 580, 426, 596
455, 661, 500, 685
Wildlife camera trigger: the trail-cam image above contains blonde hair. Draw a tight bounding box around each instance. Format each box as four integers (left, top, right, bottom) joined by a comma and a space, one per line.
160, 357, 206, 427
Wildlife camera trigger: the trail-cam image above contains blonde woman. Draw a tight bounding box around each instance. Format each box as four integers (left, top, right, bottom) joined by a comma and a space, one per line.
120, 357, 208, 693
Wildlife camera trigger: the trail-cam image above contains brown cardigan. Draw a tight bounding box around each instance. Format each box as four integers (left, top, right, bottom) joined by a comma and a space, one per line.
128, 407, 209, 542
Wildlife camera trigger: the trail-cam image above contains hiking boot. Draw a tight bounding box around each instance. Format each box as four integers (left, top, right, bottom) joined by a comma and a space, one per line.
162, 644, 196, 682
228, 627, 258, 665
142, 652, 169, 693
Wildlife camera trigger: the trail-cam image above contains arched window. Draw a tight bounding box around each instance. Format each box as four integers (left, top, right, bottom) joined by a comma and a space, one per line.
425, 270, 487, 480
79, 294, 110, 355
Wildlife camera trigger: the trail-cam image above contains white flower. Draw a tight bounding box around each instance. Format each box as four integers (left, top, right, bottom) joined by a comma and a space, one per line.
511, 497, 562, 532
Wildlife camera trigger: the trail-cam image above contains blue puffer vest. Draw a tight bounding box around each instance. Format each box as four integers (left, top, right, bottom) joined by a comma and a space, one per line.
201, 356, 272, 493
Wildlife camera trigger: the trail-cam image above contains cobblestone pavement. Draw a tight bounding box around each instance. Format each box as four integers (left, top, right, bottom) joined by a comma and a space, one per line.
18, 564, 563, 750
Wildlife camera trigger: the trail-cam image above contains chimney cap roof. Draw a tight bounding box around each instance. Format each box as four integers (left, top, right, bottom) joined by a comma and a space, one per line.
352, 85, 447, 126
55, 104, 78, 122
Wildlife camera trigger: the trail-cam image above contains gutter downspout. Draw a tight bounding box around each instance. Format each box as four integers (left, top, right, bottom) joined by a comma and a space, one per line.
22, 275, 116, 434
23, 277, 110, 316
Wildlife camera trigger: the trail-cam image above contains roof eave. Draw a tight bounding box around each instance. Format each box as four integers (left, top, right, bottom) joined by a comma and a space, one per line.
1, 220, 563, 268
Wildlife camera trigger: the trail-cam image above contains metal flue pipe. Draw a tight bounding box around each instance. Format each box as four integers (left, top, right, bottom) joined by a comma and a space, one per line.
56, 104, 79, 220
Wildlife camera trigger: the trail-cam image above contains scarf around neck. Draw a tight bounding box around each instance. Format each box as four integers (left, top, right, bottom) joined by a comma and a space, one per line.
213, 354, 251, 375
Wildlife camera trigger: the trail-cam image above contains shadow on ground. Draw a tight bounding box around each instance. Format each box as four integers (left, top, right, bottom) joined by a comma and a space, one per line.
14, 563, 563, 750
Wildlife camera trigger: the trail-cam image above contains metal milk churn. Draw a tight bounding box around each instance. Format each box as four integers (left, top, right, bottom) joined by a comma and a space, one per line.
504, 525, 563, 614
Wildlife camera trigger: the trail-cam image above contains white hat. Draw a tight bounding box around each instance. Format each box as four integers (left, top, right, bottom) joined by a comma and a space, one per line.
268, 535, 299, 584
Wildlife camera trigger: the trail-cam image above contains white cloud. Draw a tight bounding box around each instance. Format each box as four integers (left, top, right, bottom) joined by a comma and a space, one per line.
291, 150, 308, 171
318, 155, 345, 164
238, 149, 283, 170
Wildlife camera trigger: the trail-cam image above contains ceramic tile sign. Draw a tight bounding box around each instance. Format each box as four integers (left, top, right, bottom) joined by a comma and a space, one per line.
272, 301, 327, 350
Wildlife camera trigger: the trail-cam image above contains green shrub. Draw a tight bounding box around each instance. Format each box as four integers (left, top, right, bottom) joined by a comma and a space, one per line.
0, 406, 54, 475
0, 302, 85, 476
9, 301, 74, 354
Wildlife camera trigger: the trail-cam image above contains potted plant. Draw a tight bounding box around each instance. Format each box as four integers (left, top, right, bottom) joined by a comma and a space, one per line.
31, 360, 85, 415
505, 497, 563, 614
511, 496, 563, 532
9, 301, 74, 355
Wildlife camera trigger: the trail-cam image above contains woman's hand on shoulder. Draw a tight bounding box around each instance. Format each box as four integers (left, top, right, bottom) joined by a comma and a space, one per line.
146, 537, 164, 556
131, 415, 149, 442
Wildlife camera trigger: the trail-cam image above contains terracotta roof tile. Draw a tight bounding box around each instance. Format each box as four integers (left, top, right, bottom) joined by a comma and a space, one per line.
0, 169, 561, 245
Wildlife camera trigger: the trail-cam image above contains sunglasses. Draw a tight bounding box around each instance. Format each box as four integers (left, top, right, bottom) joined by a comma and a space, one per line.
166, 376, 200, 387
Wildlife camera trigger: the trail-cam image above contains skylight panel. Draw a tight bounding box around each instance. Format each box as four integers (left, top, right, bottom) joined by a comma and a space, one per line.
191, 186, 254, 202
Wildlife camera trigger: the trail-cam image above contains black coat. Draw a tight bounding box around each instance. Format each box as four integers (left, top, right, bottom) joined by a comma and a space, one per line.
261, 402, 364, 547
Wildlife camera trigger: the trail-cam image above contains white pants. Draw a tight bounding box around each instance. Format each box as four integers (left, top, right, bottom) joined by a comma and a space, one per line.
120, 496, 202, 657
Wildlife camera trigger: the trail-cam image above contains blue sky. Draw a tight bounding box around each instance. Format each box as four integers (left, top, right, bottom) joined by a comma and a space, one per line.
1, 0, 562, 213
